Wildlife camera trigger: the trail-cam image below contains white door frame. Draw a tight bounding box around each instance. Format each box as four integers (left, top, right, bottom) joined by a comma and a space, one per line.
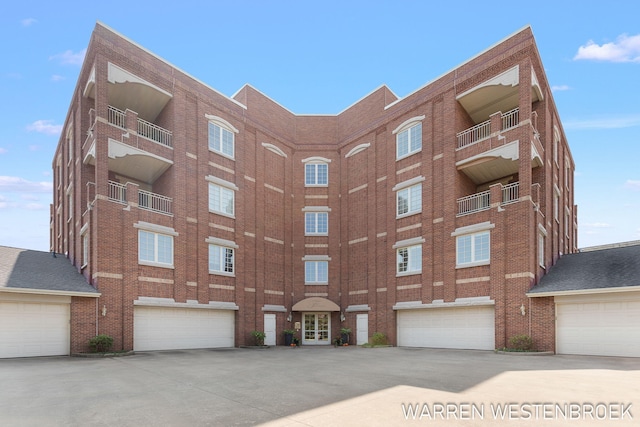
302, 312, 331, 345
356, 313, 368, 345
264, 313, 276, 346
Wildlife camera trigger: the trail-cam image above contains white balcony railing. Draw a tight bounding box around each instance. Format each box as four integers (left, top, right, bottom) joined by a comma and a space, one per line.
456, 108, 520, 149
107, 105, 172, 148
138, 190, 173, 215
108, 181, 127, 204
137, 117, 172, 148
501, 182, 520, 205
457, 190, 490, 216
456, 120, 491, 149
108, 106, 126, 129
501, 108, 519, 131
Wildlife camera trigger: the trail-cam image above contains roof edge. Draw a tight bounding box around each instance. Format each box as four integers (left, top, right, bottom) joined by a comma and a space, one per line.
0, 287, 101, 298
527, 285, 640, 298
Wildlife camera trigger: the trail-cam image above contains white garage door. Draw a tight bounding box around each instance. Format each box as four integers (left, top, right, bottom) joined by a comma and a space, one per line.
556, 292, 640, 357
397, 306, 495, 350
0, 298, 70, 358
134, 306, 234, 351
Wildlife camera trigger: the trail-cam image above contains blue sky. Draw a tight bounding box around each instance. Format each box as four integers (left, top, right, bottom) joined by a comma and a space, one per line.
1, 1, 639, 251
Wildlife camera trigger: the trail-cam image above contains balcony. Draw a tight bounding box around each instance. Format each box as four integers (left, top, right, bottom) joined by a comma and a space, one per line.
457, 108, 519, 149
457, 182, 520, 216
108, 181, 173, 215
108, 106, 172, 148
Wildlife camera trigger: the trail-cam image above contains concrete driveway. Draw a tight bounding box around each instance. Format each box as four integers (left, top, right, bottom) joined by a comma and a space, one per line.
1, 347, 638, 426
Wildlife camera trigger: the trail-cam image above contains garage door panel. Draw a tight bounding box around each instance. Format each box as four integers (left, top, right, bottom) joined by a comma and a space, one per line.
556, 293, 640, 357
134, 306, 234, 351
0, 301, 70, 358
397, 306, 495, 350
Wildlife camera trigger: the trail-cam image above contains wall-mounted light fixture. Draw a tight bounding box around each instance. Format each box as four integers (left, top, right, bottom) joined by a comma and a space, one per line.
520, 304, 526, 316
340, 312, 345, 322
101, 304, 107, 317
287, 312, 292, 322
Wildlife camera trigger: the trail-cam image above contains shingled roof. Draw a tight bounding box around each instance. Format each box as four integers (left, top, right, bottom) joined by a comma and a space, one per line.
528, 241, 640, 296
0, 246, 100, 296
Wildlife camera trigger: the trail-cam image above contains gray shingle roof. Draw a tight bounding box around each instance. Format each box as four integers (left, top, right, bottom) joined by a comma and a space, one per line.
0, 246, 99, 295
529, 241, 640, 295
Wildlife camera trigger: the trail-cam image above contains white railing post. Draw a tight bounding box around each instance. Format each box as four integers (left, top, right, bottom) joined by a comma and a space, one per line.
501, 182, 520, 205
501, 108, 519, 130
457, 190, 490, 216
108, 181, 127, 204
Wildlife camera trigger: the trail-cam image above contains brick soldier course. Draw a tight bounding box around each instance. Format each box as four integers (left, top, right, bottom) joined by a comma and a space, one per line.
51, 22, 575, 353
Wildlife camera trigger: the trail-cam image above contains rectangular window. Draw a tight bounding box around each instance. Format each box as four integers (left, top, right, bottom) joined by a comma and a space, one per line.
209, 244, 234, 274
138, 230, 173, 266
208, 122, 234, 158
305, 163, 328, 186
305, 261, 328, 283
396, 245, 422, 274
554, 192, 559, 222
82, 233, 89, 268
209, 183, 235, 216
538, 234, 545, 267
396, 183, 422, 216
456, 231, 490, 266
397, 123, 422, 159
305, 212, 328, 235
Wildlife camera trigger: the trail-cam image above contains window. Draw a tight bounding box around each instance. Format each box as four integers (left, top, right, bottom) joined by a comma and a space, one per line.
553, 127, 560, 166
305, 261, 328, 284
208, 122, 234, 158
82, 232, 89, 268
209, 183, 234, 216
396, 245, 422, 274
305, 163, 328, 186
396, 183, 422, 216
209, 244, 234, 275
456, 231, 490, 266
138, 230, 173, 266
305, 212, 328, 235
538, 233, 545, 267
553, 187, 560, 222
396, 122, 422, 159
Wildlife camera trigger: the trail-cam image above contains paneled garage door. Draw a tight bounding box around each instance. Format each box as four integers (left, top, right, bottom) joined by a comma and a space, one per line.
0, 298, 70, 358
556, 292, 640, 357
397, 306, 495, 350
134, 306, 234, 351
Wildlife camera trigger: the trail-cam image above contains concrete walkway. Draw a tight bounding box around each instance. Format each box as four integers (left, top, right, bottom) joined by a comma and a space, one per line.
1, 346, 637, 426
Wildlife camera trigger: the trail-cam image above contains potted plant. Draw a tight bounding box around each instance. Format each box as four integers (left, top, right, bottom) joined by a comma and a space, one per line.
251, 330, 266, 346
283, 329, 295, 346
340, 327, 351, 345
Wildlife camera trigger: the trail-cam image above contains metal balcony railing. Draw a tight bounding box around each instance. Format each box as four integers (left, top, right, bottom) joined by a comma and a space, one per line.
107, 105, 172, 148
501, 182, 520, 205
456, 108, 520, 149
138, 189, 173, 215
457, 191, 490, 216
108, 181, 127, 204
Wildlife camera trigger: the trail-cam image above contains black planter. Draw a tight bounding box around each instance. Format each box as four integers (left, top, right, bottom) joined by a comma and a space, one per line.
284, 334, 293, 346
341, 333, 350, 345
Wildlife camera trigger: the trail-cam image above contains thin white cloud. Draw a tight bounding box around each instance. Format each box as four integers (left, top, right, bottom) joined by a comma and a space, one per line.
21, 18, 37, 27
563, 114, 640, 130
26, 119, 62, 135
25, 203, 47, 211
49, 48, 86, 66
0, 176, 53, 193
551, 85, 570, 92
574, 34, 640, 63
51, 74, 65, 82
28, 145, 40, 152
21, 194, 40, 201
0, 147, 7, 154
583, 222, 612, 228
625, 180, 640, 191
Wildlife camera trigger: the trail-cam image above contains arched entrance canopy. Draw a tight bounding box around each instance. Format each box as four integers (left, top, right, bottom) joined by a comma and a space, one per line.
292, 297, 340, 312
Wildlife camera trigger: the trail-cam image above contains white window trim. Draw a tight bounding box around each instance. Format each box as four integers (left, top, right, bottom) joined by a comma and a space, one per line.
345, 143, 371, 158
301, 156, 332, 164
454, 230, 491, 268
136, 228, 175, 269
392, 175, 425, 192
207, 237, 237, 277
393, 116, 425, 160
394, 176, 424, 219
304, 162, 329, 187
396, 244, 423, 277
261, 143, 287, 158
206, 175, 237, 218
304, 211, 329, 236
304, 260, 329, 284
206, 115, 238, 160
81, 231, 89, 269
538, 233, 545, 268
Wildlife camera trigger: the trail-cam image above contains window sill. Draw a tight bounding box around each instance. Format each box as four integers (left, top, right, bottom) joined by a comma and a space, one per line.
210, 210, 235, 220
455, 260, 490, 269
138, 260, 174, 269
209, 271, 235, 277
304, 282, 328, 286
304, 184, 329, 188
396, 270, 421, 277
209, 148, 235, 161
396, 149, 422, 162
396, 210, 421, 220
305, 233, 329, 237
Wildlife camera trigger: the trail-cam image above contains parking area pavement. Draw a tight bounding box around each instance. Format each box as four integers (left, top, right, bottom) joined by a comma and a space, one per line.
1, 346, 638, 426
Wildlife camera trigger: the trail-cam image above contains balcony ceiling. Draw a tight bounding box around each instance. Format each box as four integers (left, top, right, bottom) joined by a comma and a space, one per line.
457, 141, 520, 184
457, 65, 543, 123
107, 63, 172, 122
108, 139, 172, 184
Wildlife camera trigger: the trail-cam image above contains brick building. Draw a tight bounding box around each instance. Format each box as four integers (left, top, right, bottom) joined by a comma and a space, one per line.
51, 22, 575, 353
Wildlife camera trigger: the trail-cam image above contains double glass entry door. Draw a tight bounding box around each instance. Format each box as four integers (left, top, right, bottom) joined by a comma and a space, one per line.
303, 313, 330, 345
